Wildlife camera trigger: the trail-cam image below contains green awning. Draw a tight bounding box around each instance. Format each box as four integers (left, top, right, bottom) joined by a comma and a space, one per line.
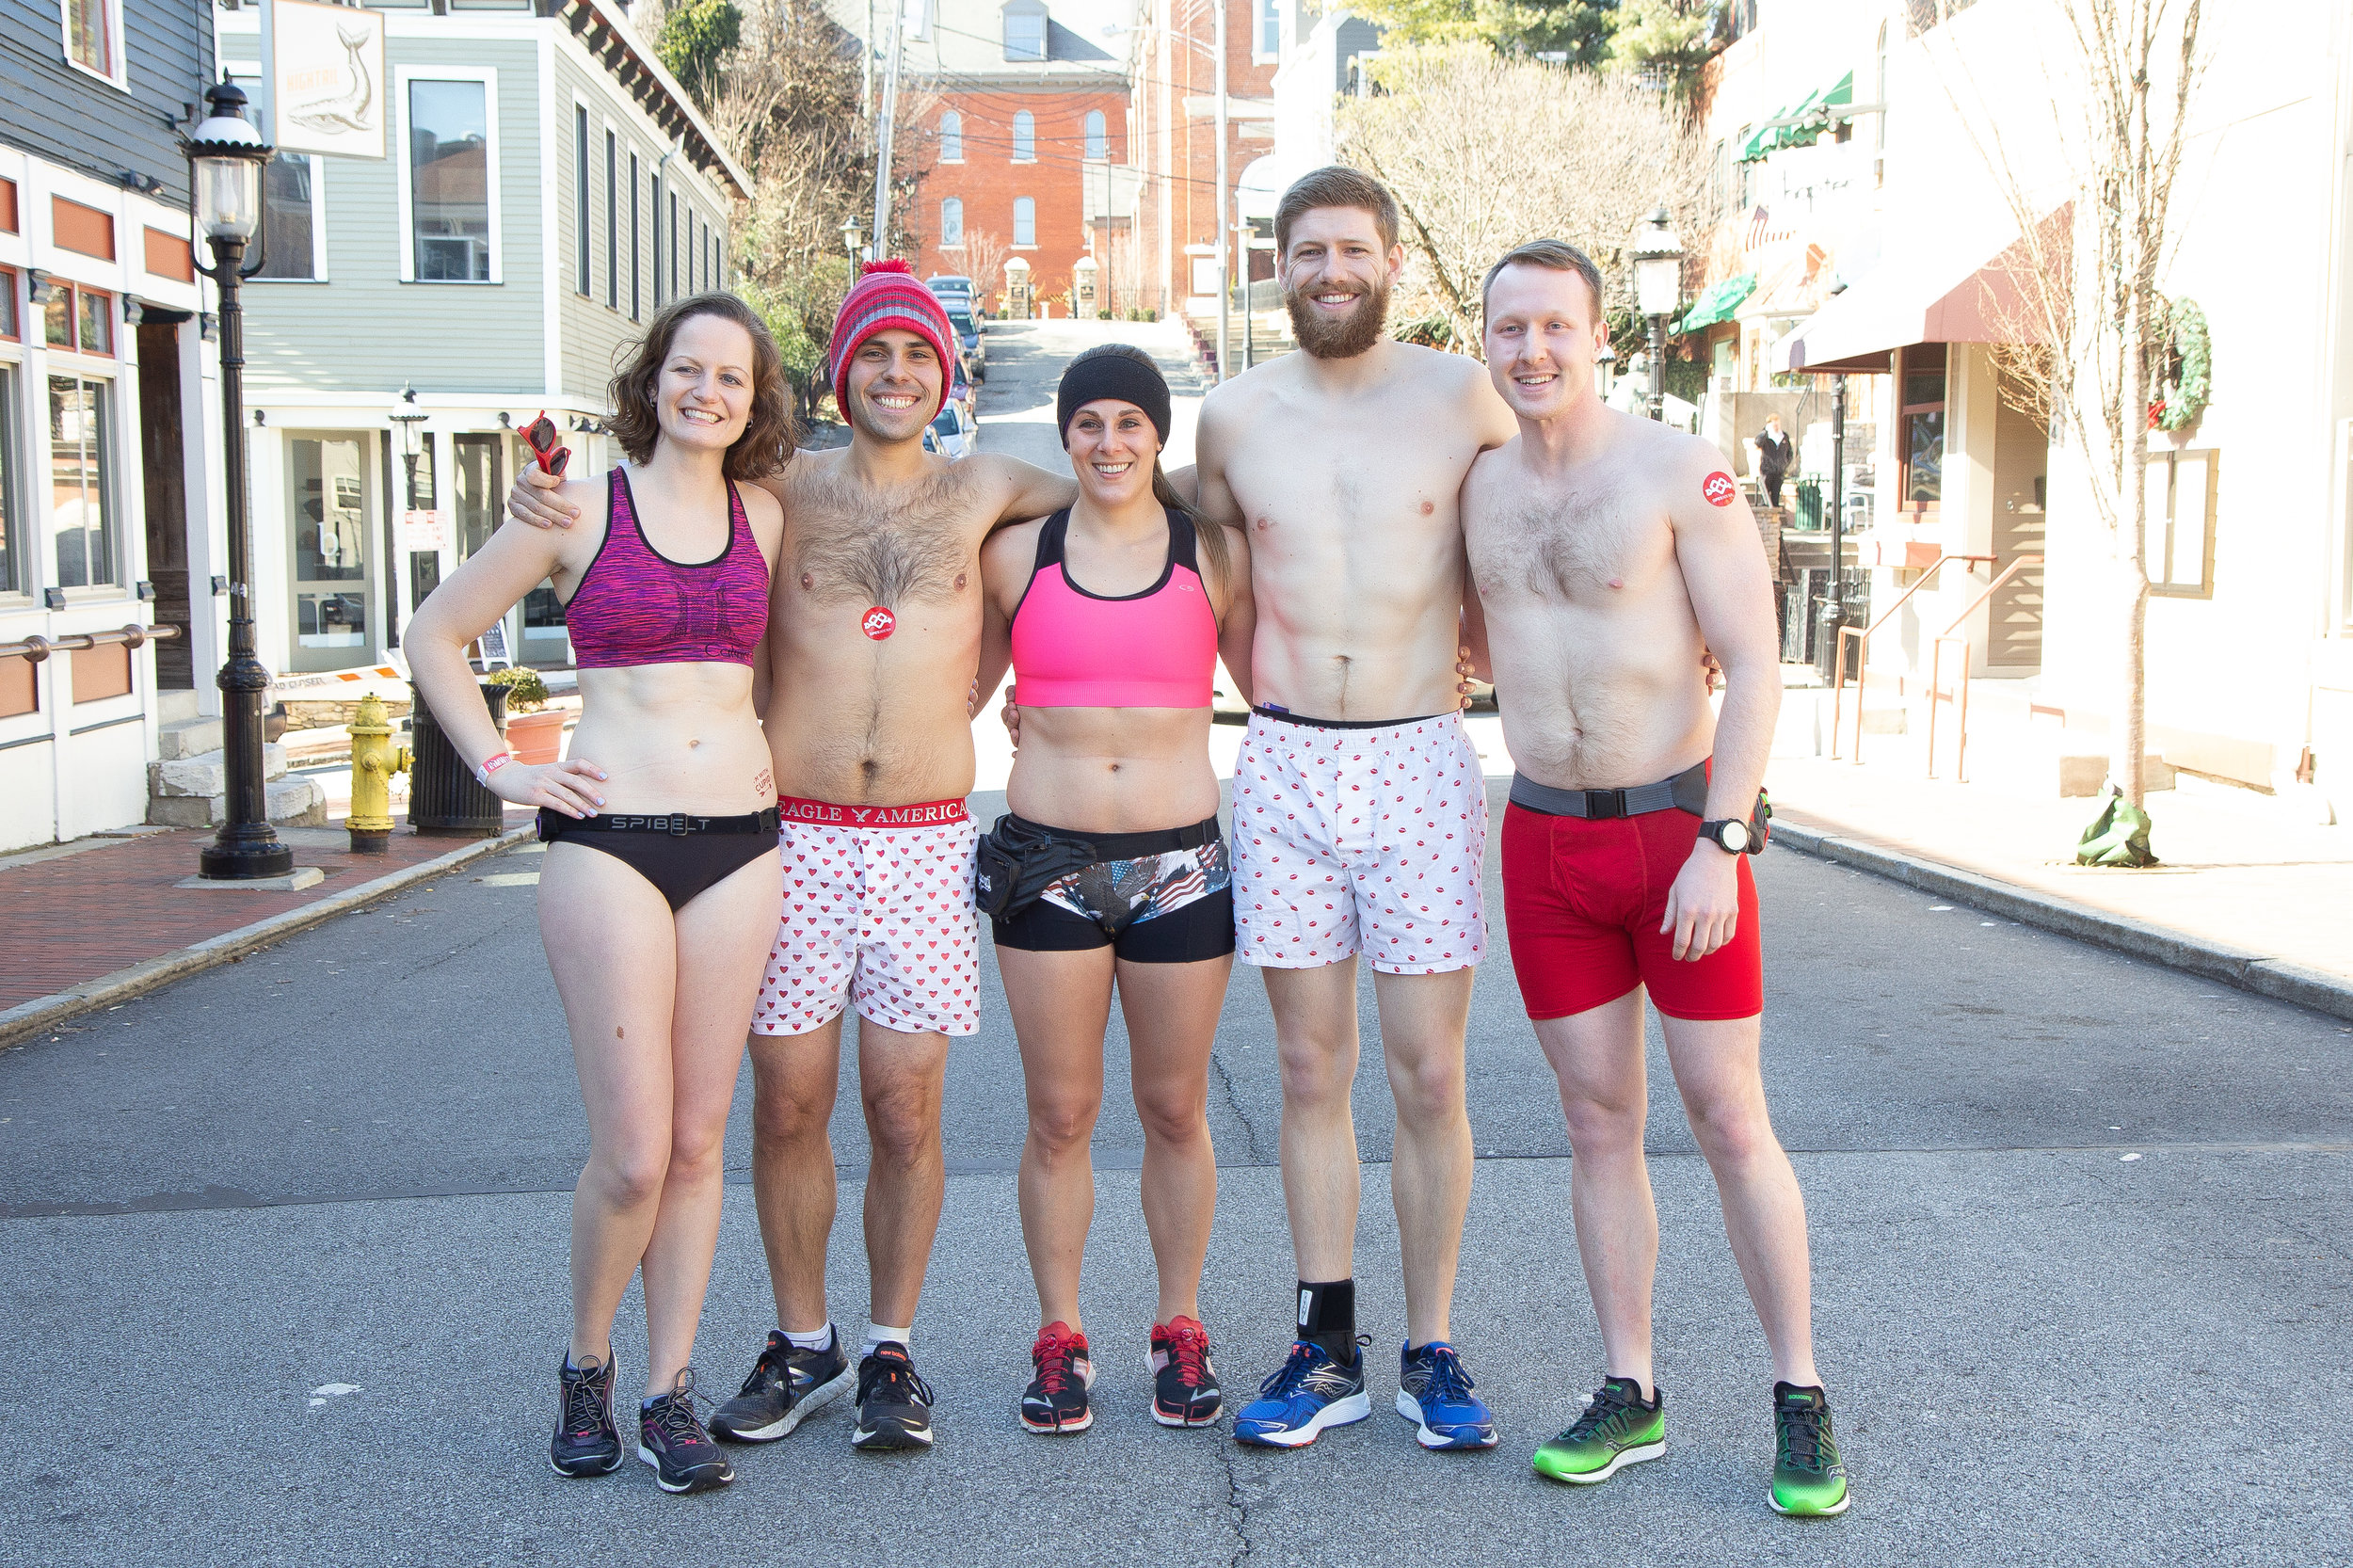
1739, 72, 1853, 161
1673, 273, 1757, 334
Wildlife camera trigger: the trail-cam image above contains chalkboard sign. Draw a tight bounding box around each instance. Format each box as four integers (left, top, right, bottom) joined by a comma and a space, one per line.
477, 619, 512, 670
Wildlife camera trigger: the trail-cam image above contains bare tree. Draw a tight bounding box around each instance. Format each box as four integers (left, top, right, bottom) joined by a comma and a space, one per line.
960, 230, 1010, 313
1943, 0, 2204, 814
1336, 47, 1709, 348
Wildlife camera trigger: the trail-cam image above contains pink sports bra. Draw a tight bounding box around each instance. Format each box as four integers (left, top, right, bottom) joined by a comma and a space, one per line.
1009, 507, 1218, 709
563, 468, 769, 670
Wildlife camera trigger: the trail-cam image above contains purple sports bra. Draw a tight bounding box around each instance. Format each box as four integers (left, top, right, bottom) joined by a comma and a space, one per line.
563, 468, 769, 670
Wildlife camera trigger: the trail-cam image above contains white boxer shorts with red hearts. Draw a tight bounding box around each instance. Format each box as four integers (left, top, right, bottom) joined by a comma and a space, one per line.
751, 796, 981, 1039
1231, 711, 1486, 975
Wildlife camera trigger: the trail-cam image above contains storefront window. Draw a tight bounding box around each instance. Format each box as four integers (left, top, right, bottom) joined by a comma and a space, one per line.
452, 432, 503, 559
1899, 344, 1946, 509
292, 437, 369, 658
48, 374, 114, 588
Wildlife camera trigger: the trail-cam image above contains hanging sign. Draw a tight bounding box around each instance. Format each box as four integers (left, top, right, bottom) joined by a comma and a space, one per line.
264, 0, 388, 160
401, 509, 448, 551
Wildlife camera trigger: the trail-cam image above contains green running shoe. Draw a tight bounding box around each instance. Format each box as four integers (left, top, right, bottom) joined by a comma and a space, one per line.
1769, 1382, 1849, 1516
1530, 1376, 1664, 1485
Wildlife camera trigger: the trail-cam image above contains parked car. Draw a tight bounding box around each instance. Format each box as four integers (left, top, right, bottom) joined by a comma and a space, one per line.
928, 275, 985, 380
951, 354, 974, 419
923, 401, 977, 460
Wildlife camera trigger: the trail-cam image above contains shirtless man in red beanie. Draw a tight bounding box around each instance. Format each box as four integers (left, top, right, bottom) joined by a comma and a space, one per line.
510, 271, 1076, 1451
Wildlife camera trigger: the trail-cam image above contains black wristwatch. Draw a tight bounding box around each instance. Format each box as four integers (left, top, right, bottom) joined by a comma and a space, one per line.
1700, 818, 1757, 856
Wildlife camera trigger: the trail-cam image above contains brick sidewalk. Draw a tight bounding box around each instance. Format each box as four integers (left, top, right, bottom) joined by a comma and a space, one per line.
0, 814, 529, 1009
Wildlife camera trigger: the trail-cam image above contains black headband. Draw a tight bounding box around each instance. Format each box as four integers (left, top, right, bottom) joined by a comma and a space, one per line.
1057, 352, 1172, 446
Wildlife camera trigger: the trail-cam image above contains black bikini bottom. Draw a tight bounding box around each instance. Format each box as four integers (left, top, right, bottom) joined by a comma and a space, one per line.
536, 807, 780, 912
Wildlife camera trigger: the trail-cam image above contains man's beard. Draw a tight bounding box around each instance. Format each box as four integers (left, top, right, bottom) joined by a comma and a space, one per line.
1285, 272, 1390, 360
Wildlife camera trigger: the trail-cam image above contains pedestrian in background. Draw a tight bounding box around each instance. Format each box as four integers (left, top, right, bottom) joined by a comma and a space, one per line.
405, 293, 791, 1495
1751, 414, 1794, 509
975, 344, 1255, 1436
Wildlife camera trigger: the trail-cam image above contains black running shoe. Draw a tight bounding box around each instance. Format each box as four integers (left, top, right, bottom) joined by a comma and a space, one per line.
1149, 1316, 1223, 1428
550, 1353, 623, 1477
710, 1327, 855, 1443
853, 1342, 936, 1450
1020, 1322, 1095, 1434
636, 1370, 734, 1494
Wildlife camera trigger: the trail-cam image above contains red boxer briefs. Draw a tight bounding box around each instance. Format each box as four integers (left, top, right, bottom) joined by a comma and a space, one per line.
1500, 801, 1763, 1022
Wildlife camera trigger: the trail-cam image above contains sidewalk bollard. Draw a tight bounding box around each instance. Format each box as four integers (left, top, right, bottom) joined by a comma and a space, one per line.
347, 692, 411, 854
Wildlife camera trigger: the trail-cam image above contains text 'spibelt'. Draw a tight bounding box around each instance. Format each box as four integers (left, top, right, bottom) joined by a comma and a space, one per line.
776, 794, 968, 827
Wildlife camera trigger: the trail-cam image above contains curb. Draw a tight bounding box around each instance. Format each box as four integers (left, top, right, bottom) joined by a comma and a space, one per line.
1770, 823, 2353, 1024
0, 825, 537, 1049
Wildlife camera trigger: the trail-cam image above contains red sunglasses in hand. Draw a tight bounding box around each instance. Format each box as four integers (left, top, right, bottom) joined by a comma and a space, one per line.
521, 412, 569, 477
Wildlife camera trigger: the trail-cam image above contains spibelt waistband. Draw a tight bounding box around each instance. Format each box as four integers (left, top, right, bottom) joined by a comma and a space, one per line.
1252, 705, 1456, 730
776, 794, 968, 827
541, 807, 779, 837
1510, 760, 1710, 821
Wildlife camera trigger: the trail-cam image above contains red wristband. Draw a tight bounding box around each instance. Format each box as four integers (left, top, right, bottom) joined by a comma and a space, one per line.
475, 752, 514, 787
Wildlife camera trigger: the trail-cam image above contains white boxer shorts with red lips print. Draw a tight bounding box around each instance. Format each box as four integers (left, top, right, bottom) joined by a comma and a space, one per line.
1230, 711, 1487, 975
750, 796, 982, 1040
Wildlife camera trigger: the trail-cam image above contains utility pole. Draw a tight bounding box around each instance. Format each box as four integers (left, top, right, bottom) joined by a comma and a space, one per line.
872, 0, 904, 260
1213, 0, 1228, 382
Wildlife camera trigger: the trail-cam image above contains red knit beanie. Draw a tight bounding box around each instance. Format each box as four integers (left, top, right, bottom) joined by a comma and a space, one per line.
828, 259, 957, 424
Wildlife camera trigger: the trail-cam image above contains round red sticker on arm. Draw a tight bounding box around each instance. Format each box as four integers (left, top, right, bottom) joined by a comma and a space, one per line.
862, 606, 896, 639
1703, 472, 1737, 507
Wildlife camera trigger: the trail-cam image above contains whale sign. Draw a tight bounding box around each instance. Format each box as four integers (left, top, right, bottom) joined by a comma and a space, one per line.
264, 0, 387, 160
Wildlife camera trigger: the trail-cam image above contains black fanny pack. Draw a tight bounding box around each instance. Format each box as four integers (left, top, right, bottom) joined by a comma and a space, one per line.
973, 815, 1099, 920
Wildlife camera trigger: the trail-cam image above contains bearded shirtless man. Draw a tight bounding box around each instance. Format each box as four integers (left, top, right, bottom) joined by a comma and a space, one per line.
511, 269, 1075, 1451
1462, 241, 1849, 1516
1187, 168, 1517, 1452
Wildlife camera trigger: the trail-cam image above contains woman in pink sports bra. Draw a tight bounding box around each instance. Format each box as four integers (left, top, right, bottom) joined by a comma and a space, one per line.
974, 344, 1256, 1435
406, 294, 788, 1494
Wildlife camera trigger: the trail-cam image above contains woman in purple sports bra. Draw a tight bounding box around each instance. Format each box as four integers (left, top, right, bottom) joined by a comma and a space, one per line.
973, 344, 1257, 1435
406, 293, 789, 1495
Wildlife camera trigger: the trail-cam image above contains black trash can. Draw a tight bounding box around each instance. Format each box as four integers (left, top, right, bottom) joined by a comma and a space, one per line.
408, 681, 511, 837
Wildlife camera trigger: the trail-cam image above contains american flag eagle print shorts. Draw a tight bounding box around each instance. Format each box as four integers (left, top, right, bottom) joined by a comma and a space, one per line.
751, 796, 982, 1039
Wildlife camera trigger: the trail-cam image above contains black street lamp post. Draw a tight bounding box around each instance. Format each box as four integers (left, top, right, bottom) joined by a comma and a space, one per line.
1818, 371, 1849, 679
1629, 206, 1685, 424
184, 82, 291, 880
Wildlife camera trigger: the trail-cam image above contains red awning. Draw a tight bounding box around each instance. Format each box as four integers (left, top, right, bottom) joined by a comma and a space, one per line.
1778, 204, 2072, 375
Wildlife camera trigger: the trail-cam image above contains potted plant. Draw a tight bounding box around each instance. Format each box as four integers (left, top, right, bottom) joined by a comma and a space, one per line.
486, 667, 566, 766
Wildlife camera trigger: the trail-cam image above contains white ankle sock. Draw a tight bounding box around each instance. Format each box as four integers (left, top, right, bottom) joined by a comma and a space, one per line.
863, 1321, 912, 1355
781, 1324, 834, 1352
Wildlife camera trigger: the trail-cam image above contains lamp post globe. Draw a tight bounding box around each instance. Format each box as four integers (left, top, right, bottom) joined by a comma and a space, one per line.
841, 218, 862, 264
184, 79, 292, 880
1628, 205, 1684, 422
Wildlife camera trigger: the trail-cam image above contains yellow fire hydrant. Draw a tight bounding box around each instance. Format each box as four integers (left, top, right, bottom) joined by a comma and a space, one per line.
348, 691, 411, 854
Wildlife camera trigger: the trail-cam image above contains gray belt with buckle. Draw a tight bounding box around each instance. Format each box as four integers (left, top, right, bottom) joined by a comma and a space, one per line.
1509, 760, 1711, 820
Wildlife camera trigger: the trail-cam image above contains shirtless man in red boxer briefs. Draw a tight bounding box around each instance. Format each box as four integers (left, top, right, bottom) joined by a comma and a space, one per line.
1462, 241, 1849, 1516
510, 271, 1077, 1452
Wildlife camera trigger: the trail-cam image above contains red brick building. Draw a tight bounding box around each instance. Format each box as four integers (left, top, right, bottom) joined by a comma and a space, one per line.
1125, 0, 1278, 316
840, 0, 1131, 312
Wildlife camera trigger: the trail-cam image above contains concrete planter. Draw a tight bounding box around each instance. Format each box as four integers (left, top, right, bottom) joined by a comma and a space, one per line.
505, 709, 567, 767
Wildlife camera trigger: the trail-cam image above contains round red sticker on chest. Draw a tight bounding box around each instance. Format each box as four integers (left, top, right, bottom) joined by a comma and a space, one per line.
1702, 472, 1737, 507
861, 606, 896, 640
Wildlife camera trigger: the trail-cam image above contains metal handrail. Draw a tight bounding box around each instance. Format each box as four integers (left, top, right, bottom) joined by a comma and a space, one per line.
0, 624, 183, 663
1926, 554, 2044, 781
1830, 553, 1993, 760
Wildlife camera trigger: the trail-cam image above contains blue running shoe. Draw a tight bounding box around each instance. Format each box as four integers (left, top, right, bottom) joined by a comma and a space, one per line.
1396, 1341, 1498, 1450
1232, 1341, 1370, 1448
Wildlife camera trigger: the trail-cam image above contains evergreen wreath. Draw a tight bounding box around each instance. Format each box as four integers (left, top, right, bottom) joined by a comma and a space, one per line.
2151, 297, 2211, 432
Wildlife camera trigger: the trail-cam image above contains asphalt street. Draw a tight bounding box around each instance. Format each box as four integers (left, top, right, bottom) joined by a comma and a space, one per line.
4, 326, 2349, 1563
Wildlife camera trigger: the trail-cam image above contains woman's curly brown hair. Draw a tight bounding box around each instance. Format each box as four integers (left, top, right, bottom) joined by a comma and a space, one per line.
606, 292, 798, 480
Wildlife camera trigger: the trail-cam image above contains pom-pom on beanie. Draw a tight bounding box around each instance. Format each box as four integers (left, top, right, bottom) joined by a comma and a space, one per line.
827, 260, 957, 425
